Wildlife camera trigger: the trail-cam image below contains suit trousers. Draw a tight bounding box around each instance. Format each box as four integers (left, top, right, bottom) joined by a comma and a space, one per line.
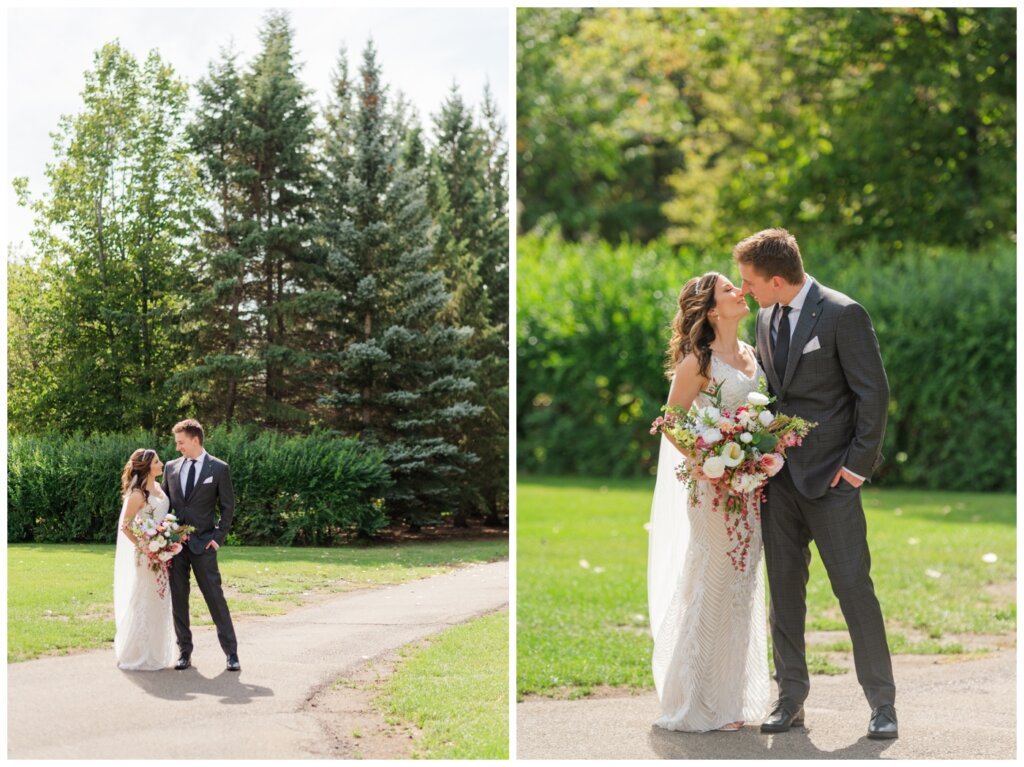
762, 466, 895, 709
169, 545, 238, 656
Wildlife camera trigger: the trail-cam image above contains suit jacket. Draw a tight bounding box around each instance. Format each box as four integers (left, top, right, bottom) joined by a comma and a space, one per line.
754, 278, 889, 499
161, 453, 235, 554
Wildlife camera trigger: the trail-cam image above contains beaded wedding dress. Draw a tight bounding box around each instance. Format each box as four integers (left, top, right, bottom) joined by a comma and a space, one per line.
113, 486, 177, 671
648, 343, 771, 731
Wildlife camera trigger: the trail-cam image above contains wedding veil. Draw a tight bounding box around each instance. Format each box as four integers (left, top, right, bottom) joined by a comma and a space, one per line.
112, 494, 138, 659
647, 432, 691, 699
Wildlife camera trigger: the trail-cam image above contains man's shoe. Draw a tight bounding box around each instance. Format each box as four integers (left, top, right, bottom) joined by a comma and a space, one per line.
174, 653, 191, 670
867, 704, 898, 740
760, 700, 805, 733
226, 653, 241, 672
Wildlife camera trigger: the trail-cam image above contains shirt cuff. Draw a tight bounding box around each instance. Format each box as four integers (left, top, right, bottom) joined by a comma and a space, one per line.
842, 466, 866, 482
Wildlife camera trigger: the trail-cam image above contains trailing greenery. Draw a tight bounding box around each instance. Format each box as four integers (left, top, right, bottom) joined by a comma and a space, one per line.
517, 233, 1014, 491
517, 477, 1015, 697
8, 429, 392, 544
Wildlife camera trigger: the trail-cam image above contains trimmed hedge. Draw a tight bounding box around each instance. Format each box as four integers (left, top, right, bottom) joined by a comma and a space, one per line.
517, 232, 1015, 491
8, 428, 392, 544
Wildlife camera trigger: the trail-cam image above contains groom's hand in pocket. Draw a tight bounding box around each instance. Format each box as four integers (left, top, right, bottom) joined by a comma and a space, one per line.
831, 467, 864, 489
205, 539, 220, 551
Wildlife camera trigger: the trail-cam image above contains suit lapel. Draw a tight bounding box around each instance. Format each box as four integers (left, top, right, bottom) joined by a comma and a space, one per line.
782, 280, 825, 392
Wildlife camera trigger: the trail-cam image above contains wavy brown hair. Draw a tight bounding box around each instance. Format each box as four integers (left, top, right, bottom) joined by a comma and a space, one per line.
664, 271, 722, 380
121, 449, 157, 500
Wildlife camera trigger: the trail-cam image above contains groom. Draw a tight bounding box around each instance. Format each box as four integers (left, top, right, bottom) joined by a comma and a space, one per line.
162, 418, 240, 672
735, 229, 897, 740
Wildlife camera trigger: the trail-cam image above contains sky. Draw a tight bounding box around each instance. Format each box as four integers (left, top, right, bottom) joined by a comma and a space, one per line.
6, 6, 510, 251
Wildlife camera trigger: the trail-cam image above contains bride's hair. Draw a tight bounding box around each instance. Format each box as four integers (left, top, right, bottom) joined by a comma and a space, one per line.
665, 271, 721, 380
121, 449, 156, 501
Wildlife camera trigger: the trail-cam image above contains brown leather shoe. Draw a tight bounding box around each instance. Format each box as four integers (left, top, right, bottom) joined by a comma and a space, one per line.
760, 700, 804, 733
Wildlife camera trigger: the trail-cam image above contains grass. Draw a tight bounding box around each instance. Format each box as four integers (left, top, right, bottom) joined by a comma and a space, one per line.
517, 476, 1015, 697
378, 609, 509, 759
8, 539, 508, 662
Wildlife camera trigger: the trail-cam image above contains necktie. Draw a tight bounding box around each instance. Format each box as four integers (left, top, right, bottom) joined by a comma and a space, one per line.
185, 459, 196, 497
773, 305, 793, 385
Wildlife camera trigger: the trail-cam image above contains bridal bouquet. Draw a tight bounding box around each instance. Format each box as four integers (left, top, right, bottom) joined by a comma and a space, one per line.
126, 512, 195, 599
650, 379, 815, 571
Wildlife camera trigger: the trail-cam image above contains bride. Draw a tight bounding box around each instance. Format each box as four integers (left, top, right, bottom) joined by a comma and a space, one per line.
114, 448, 177, 670
648, 271, 771, 732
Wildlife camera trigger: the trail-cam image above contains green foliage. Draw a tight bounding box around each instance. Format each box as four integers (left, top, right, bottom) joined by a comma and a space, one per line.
517, 8, 1016, 251
517, 233, 1015, 491
517, 477, 1015, 696
8, 430, 392, 544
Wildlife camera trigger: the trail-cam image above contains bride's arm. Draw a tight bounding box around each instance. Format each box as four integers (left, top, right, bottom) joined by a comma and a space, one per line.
663, 354, 708, 458
119, 491, 145, 547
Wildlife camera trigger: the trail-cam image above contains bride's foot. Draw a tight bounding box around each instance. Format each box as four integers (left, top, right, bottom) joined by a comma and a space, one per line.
716, 720, 744, 732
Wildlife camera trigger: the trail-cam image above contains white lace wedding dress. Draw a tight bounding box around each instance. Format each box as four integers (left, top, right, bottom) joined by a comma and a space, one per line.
648, 344, 771, 731
113, 487, 177, 671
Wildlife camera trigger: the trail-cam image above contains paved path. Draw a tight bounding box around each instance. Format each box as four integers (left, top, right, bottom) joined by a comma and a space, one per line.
9, 561, 508, 759
517, 648, 1015, 759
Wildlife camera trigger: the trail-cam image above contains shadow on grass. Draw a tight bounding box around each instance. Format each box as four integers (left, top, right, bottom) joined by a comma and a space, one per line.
648, 726, 895, 759
122, 667, 275, 705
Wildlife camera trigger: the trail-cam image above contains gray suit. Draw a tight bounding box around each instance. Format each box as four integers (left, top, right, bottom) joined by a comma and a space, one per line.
755, 277, 895, 709
162, 453, 238, 656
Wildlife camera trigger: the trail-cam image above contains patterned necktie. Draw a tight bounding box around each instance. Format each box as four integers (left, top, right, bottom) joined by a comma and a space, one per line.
773, 305, 793, 384
185, 459, 196, 497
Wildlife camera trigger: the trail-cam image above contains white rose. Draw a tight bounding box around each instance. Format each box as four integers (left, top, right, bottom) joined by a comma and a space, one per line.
159, 551, 174, 562
702, 456, 726, 479
739, 432, 753, 444
758, 410, 775, 427
747, 391, 770, 406
148, 540, 161, 553
721, 442, 745, 468
700, 406, 721, 422
701, 428, 723, 446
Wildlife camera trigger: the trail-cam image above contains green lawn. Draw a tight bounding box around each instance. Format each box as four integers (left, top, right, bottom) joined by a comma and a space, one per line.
378, 609, 509, 759
517, 476, 1015, 698
8, 539, 508, 662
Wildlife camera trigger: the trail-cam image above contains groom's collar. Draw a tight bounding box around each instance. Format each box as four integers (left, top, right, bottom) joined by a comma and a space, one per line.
784, 274, 815, 312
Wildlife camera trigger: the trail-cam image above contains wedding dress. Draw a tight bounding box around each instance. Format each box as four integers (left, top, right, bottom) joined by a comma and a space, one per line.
113, 486, 177, 670
648, 343, 771, 731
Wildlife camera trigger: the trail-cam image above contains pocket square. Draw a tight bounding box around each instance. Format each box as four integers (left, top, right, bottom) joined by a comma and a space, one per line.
203, 476, 214, 485
802, 336, 821, 354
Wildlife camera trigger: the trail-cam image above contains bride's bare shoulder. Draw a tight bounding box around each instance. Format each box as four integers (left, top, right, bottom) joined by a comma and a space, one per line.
673, 353, 706, 382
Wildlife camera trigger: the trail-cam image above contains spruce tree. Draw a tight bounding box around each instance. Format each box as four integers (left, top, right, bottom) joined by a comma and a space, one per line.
318, 41, 481, 529
428, 84, 509, 526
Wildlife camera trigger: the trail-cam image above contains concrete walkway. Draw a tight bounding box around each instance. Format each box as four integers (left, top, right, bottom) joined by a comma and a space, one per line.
9, 560, 508, 759
517, 648, 1015, 759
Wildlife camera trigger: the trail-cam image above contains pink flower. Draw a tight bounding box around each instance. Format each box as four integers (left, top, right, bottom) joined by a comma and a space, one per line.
761, 453, 785, 477
169, 543, 183, 554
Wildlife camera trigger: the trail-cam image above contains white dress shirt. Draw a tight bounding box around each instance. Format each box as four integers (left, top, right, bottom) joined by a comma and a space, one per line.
771, 275, 864, 483
180, 450, 208, 496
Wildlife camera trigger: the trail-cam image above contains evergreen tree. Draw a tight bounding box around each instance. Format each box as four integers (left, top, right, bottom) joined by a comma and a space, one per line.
318, 41, 482, 529
182, 46, 262, 424
428, 84, 509, 526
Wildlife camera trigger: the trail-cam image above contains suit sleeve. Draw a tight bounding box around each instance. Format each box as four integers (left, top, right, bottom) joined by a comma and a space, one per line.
835, 302, 889, 479
161, 466, 170, 499
214, 463, 235, 545
752, 311, 765, 368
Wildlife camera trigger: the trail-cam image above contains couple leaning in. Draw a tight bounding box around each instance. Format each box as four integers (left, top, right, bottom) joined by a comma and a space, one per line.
648, 228, 898, 739
113, 419, 240, 673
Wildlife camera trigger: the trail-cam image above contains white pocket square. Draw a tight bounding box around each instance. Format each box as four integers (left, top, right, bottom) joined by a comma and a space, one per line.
802, 336, 821, 354
203, 476, 214, 485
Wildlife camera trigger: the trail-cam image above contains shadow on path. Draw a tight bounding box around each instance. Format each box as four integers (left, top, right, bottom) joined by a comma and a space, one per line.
122, 668, 275, 705
648, 726, 895, 759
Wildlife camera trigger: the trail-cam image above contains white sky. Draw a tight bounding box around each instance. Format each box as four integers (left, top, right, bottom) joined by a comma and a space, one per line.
5, 6, 510, 251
